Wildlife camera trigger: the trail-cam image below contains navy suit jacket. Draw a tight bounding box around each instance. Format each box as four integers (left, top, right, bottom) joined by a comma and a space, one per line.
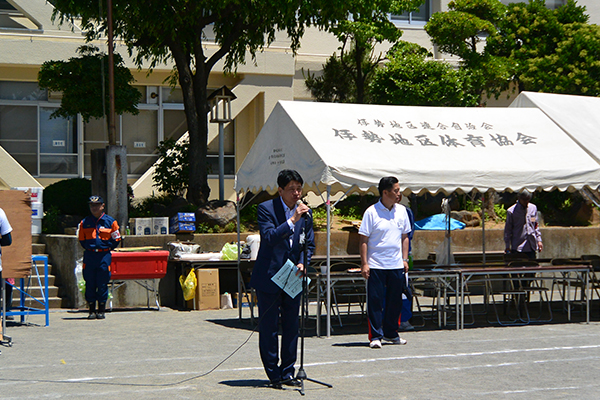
250, 197, 315, 294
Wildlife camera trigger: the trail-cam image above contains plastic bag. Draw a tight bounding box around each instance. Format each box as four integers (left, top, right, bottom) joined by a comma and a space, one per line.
221, 243, 239, 260
435, 238, 455, 265
221, 292, 233, 309
168, 241, 201, 259
179, 268, 197, 301
75, 258, 85, 296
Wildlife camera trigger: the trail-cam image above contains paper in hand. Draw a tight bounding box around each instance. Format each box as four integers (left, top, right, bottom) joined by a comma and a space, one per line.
271, 259, 310, 298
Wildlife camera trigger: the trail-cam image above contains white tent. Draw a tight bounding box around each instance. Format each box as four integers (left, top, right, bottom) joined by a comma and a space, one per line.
510, 91, 600, 165
236, 101, 600, 195
235, 100, 600, 336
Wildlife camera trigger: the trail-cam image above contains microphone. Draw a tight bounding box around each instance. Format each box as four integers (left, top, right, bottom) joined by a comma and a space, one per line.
296, 199, 309, 218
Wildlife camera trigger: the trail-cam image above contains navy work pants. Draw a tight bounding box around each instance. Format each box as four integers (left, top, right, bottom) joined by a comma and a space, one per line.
83, 251, 112, 304
367, 268, 405, 340
256, 289, 301, 383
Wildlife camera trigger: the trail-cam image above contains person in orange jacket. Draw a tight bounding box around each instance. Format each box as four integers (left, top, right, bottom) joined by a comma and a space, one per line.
78, 196, 120, 319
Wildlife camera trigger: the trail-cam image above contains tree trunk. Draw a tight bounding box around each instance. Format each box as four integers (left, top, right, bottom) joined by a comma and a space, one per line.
355, 42, 365, 104
483, 189, 498, 221
171, 45, 211, 206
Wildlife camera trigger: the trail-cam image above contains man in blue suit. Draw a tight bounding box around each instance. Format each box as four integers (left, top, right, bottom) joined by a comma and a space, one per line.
250, 169, 315, 389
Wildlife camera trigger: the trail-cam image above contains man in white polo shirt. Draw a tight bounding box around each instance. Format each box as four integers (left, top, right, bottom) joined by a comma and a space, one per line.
359, 176, 411, 349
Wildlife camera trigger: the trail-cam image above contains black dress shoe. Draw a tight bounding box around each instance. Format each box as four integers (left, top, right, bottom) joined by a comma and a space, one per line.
268, 381, 282, 390
281, 378, 302, 387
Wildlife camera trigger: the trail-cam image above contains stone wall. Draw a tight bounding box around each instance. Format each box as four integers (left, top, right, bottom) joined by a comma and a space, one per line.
42, 226, 600, 308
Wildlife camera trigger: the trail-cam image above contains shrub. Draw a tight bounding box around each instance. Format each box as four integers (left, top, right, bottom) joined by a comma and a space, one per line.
43, 178, 91, 216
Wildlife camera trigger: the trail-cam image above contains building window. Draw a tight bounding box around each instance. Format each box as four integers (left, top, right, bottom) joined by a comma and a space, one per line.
39, 108, 77, 175
391, 1, 431, 25
0, 81, 236, 180
0, 81, 76, 177
500, 0, 565, 9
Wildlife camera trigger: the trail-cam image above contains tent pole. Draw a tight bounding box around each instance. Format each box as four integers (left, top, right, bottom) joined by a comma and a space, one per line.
482, 192, 486, 265
326, 185, 332, 338
236, 191, 242, 322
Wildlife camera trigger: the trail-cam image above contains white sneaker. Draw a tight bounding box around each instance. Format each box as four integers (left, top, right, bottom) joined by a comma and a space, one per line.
369, 339, 382, 349
383, 336, 408, 345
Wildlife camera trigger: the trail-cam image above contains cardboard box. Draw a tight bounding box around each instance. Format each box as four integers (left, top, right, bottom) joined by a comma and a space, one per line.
170, 212, 196, 224
195, 269, 220, 310
32, 219, 42, 235
135, 218, 153, 235
170, 221, 195, 233
12, 187, 43, 204
31, 203, 43, 219
231, 292, 257, 308
152, 217, 169, 235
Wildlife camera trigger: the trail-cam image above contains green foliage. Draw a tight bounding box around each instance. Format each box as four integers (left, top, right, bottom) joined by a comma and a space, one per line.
44, 178, 92, 216
38, 45, 141, 122
196, 221, 237, 234
239, 203, 258, 231
335, 194, 378, 219
51, 0, 389, 204
519, 23, 600, 95
425, 0, 514, 103
129, 194, 178, 218
433, 0, 598, 97
42, 205, 61, 234
494, 203, 507, 222
304, 53, 361, 103
153, 138, 189, 197
464, 198, 482, 213
370, 41, 479, 106
310, 206, 331, 230
304, 0, 425, 104
535, 190, 589, 226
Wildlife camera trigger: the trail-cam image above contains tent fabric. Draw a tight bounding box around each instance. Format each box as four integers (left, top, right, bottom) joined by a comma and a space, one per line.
414, 214, 465, 231
235, 101, 600, 195
510, 91, 600, 165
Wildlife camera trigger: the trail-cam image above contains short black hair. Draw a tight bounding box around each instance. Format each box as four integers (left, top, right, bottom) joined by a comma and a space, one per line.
378, 176, 399, 196
518, 189, 532, 201
277, 169, 304, 189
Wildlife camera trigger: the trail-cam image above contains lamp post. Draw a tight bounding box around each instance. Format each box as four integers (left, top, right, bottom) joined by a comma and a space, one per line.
208, 86, 236, 201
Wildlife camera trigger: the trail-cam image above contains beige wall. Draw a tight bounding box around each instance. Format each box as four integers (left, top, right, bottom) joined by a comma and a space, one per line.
3, 0, 600, 201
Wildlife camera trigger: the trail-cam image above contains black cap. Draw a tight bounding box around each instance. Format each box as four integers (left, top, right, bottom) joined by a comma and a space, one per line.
88, 195, 104, 204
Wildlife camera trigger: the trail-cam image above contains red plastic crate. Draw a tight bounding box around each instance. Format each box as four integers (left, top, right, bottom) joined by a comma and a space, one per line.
110, 251, 169, 280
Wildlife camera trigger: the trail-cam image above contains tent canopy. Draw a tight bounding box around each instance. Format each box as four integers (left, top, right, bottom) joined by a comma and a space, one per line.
510, 91, 600, 165
235, 101, 600, 195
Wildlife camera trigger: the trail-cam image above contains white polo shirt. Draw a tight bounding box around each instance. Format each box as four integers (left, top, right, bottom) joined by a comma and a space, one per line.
359, 201, 411, 270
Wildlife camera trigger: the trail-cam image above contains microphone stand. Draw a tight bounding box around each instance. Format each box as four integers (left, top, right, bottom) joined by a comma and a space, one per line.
295, 212, 332, 395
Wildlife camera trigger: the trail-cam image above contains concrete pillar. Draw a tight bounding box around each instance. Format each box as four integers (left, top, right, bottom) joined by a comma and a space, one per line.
91, 148, 107, 202
106, 145, 128, 233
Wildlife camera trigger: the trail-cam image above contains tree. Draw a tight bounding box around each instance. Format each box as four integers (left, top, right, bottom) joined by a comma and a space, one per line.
305, 0, 424, 104
425, 0, 514, 104
51, 0, 388, 205
518, 23, 600, 95
485, 0, 600, 95
305, 49, 366, 103
38, 45, 141, 122
153, 138, 189, 198
369, 41, 479, 106
427, 0, 600, 100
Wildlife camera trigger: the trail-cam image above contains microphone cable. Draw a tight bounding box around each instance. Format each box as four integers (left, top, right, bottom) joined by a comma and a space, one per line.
0, 287, 289, 388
